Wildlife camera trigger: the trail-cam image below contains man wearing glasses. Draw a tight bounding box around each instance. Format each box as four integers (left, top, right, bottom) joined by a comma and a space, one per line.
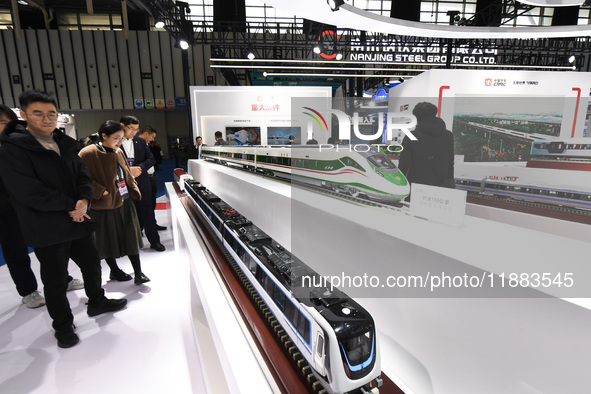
119, 116, 165, 252
0, 90, 127, 348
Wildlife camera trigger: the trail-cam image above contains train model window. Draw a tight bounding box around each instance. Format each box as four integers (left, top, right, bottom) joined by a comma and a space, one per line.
341, 331, 372, 366
223, 231, 235, 250
264, 275, 275, 296
284, 299, 295, 323
256, 265, 267, 283
273, 288, 286, 312
317, 334, 325, 357
341, 157, 365, 171
291, 306, 300, 330
242, 249, 257, 274
367, 154, 395, 169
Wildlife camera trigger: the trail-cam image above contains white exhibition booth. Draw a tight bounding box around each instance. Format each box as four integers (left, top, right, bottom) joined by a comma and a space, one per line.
190, 86, 332, 146
169, 83, 591, 394
390, 69, 591, 139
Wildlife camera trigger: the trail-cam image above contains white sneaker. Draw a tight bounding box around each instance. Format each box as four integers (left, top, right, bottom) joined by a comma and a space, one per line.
67, 278, 85, 291
22, 291, 46, 308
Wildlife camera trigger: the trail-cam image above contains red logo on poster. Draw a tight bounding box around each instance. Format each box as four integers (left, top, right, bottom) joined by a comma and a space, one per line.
485, 78, 492, 86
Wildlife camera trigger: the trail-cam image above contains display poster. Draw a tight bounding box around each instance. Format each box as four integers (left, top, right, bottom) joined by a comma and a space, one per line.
225, 127, 261, 145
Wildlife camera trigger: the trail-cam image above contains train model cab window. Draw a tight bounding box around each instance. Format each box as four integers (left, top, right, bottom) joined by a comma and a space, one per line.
341, 157, 365, 171
367, 154, 395, 169
340, 331, 373, 367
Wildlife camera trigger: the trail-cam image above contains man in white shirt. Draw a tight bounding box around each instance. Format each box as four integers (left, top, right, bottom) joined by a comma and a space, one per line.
195, 136, 203, 159
120, 116, 165, 252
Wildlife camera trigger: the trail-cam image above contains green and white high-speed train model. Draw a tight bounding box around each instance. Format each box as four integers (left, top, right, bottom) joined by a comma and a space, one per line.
201, 145, 410, 203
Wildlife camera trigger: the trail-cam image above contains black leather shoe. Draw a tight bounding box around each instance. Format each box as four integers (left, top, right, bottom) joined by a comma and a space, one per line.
109, 269, 132, 282
87, 297, 128, 317
55, 325, 79, 348
134, 273, 151, 285
150, 243, 165, 252
156, 224, 167, 231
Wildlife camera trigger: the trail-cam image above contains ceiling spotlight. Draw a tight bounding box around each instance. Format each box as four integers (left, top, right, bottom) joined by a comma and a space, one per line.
313, 45, 321, 54
247, 47, 256, 60
335, 53, 343, 60
568, 55, 576, 64
327, 0, 345, 12
179, 40, 189, 50
155, 20, 165, 29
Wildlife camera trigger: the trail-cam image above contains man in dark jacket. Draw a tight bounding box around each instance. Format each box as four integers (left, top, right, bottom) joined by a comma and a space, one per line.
0, 90, 127, 348
398, 102, 455, 191
214, 130, 229, 146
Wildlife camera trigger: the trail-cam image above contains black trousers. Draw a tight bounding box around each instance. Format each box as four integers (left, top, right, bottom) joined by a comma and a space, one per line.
34, 235, 104, 331
135, 176, 160, 246
150, 174, 158, 212
0, 213, 37, 297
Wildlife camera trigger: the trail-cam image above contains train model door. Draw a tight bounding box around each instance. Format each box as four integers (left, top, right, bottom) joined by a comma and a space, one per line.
314, 331, 326, 376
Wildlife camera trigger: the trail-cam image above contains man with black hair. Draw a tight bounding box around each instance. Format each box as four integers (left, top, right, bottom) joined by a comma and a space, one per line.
214, 130, 229, 146
120, 116, 165, 252
194, 136, 204, 159
398, 101, 455, 191
137, 125, 166, 231
0, 90, 127, 348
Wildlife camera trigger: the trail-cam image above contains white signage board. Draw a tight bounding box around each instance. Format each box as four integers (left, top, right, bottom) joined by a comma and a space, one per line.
410, 183, 467, 227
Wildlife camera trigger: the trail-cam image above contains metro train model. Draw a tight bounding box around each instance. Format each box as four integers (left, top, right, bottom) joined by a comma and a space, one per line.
184, 179, 382, 394
531, 139, 591, 159
201, 145, 409, 204
454, 162, 591, 210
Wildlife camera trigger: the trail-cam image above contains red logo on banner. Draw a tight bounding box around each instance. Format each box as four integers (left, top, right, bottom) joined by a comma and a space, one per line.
485, 78, 492, 86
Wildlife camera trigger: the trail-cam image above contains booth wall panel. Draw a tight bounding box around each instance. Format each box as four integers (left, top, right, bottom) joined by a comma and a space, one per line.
159, 33, 175, 103
0, 30, 199, 110
104, 31, 124, 109
0, 31, 15, 107
149, 31, 165, 107
82, 30, 102, 109
48, 31, 70, 109
24, 30, 43, 92
115, 31, 134, 110
59, 31, 81, 109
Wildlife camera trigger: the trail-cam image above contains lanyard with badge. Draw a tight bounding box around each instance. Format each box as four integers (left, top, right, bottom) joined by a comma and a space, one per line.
98, 142, 129, 198
116, 165, 129, 198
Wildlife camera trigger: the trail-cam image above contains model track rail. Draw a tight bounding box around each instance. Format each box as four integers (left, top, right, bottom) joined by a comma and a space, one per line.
467, 192, 591, 225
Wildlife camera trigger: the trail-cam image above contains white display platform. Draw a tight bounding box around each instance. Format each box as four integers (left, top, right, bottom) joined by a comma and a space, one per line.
186, 160, 591, 394
166, 183, 279, 394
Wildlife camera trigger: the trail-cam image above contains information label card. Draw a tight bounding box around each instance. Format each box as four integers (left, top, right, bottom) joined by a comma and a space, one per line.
409, 183, 467, 227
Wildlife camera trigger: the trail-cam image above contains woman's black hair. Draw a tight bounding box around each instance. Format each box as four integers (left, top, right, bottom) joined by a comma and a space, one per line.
0, 104, 18, 122
98, 120, 124, 141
